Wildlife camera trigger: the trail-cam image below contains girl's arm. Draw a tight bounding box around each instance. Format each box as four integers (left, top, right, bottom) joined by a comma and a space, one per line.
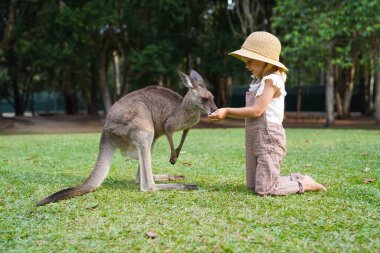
208, 79, 278, 121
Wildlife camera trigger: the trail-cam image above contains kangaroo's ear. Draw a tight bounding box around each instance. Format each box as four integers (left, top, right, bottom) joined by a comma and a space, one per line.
190, 70, 204, 83
178, 71, 193, 89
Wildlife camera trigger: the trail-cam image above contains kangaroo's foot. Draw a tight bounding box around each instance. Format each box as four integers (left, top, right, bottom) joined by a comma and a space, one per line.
153, 174, 185, 182
139, 185, 158, 192
155, 183, 198, 190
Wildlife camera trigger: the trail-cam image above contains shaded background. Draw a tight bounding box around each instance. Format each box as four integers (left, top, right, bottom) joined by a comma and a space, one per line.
0, 0, 379, 126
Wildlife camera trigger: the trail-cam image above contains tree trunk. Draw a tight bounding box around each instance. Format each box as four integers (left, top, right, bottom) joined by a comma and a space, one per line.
94, 27, 113, 114
113, 51, 121, 100
361, 65, 370, 115
158, 75, 164, 87
334, 66, 344, 118
334, 83, 343, 117
92, 25, 113, 114
375, 70, 380, 125
187, 51, 193, 73
325, 45, 335, 127
7, 45, 24, 116
121, 56, 132, 96
30, 91, 35, 116
121, 45, 131, 96
371, 39, 379, 124
12, 75, 24, 116
320, 69, 325, 86
369, 56, 375, 113
0, 0, 15, 51
235, 0, 262, 36
217, 77, 227, 108
296, 67, 303, 121
98, 54, 112, 114
87, 62, 99, 115
80, 64, 98, 116
342, 64, 356, 118
62, 65, 77, 115
59, 0, 76, 115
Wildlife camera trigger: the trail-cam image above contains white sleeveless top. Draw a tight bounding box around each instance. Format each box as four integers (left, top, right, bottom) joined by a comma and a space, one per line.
248, 73, 287, 124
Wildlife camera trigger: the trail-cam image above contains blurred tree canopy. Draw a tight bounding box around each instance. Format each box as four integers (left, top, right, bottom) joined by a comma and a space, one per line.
273, 0, 380, 125
0, 0, 379, 125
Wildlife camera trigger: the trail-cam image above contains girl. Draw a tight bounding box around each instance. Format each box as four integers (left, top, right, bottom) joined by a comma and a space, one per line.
208, 31, 326, 195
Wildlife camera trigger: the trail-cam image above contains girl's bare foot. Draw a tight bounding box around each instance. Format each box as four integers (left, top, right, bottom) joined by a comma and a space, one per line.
302, 175, 326, 191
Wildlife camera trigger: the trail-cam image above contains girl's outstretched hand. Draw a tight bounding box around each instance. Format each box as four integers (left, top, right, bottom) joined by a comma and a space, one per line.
208, 108, 228, 121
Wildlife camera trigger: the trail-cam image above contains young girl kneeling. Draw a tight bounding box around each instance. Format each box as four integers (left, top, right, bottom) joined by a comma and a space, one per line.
208, 31, 326, 195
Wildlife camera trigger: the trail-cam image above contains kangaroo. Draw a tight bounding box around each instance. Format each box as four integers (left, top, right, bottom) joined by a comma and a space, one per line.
37, 70, 217, 206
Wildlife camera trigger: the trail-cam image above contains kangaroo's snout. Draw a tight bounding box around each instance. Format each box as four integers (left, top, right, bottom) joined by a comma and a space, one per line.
198, 95, 218, 115
210, 103, 218, 113
206, 102, 218, 115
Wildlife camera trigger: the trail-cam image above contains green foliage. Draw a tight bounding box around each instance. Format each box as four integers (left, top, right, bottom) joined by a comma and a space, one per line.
273, 0, 380, 85
1, 0, 379, 113
0, 129, 379, 251
131, 42, 177, 75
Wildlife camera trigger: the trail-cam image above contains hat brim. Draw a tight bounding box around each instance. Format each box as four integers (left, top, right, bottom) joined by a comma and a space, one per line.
229, 48, 288, 71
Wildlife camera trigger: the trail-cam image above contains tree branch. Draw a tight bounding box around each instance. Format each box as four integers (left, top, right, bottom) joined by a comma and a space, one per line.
0, 0, 16, 51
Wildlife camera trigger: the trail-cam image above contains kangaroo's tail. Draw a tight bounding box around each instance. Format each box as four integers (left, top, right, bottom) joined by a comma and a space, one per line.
36, 184, 97, 206
37, 132, 115, 206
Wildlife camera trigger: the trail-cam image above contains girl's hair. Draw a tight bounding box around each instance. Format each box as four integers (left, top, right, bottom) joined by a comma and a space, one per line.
261, 63, 287, 82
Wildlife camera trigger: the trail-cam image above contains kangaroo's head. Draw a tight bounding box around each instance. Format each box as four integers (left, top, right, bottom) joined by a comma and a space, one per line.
179, 70, 218, 115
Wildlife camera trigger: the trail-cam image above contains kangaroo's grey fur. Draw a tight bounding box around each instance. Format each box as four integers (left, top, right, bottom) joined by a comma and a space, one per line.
37, 70, 217, 206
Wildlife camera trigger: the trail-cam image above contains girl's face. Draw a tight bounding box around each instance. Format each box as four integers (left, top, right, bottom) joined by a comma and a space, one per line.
244, 58, 266, 77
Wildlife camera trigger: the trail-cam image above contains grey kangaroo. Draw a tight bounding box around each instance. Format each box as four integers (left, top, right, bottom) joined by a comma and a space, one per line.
37, 70, 217, 206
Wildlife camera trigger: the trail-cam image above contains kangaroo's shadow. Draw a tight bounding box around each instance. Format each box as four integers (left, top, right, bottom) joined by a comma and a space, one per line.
102, 177, 139, 191
102, 177, 252, 195
24, 170, 253, 201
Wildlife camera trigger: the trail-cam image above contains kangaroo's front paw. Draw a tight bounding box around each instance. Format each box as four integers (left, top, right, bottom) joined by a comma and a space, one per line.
169, 155, 177, 165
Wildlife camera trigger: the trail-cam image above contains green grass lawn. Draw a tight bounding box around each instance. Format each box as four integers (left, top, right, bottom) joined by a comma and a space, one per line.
0, 128, 379, 252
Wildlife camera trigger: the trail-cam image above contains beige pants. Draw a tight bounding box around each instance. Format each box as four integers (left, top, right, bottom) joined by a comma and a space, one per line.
245, 91, 304, 195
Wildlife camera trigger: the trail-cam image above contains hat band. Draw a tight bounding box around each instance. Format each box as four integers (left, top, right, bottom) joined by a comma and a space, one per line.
241, 46, 279, 61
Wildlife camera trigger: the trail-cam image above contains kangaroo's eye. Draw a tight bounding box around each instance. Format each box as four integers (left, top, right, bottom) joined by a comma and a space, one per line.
201, 97, 208, 104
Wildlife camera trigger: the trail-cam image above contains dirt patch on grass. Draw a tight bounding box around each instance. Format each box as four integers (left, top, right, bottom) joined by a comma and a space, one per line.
0, 115, 105, 134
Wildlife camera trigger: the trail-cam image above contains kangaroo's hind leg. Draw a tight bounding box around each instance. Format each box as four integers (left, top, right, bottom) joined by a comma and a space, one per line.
135, 139, 155, 184
135, 138, 185, 183
136, 131, 157, 192
135, 132, 197, 191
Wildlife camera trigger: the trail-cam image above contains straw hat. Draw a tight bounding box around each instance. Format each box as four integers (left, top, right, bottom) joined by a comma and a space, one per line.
229, 31, 288, 71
